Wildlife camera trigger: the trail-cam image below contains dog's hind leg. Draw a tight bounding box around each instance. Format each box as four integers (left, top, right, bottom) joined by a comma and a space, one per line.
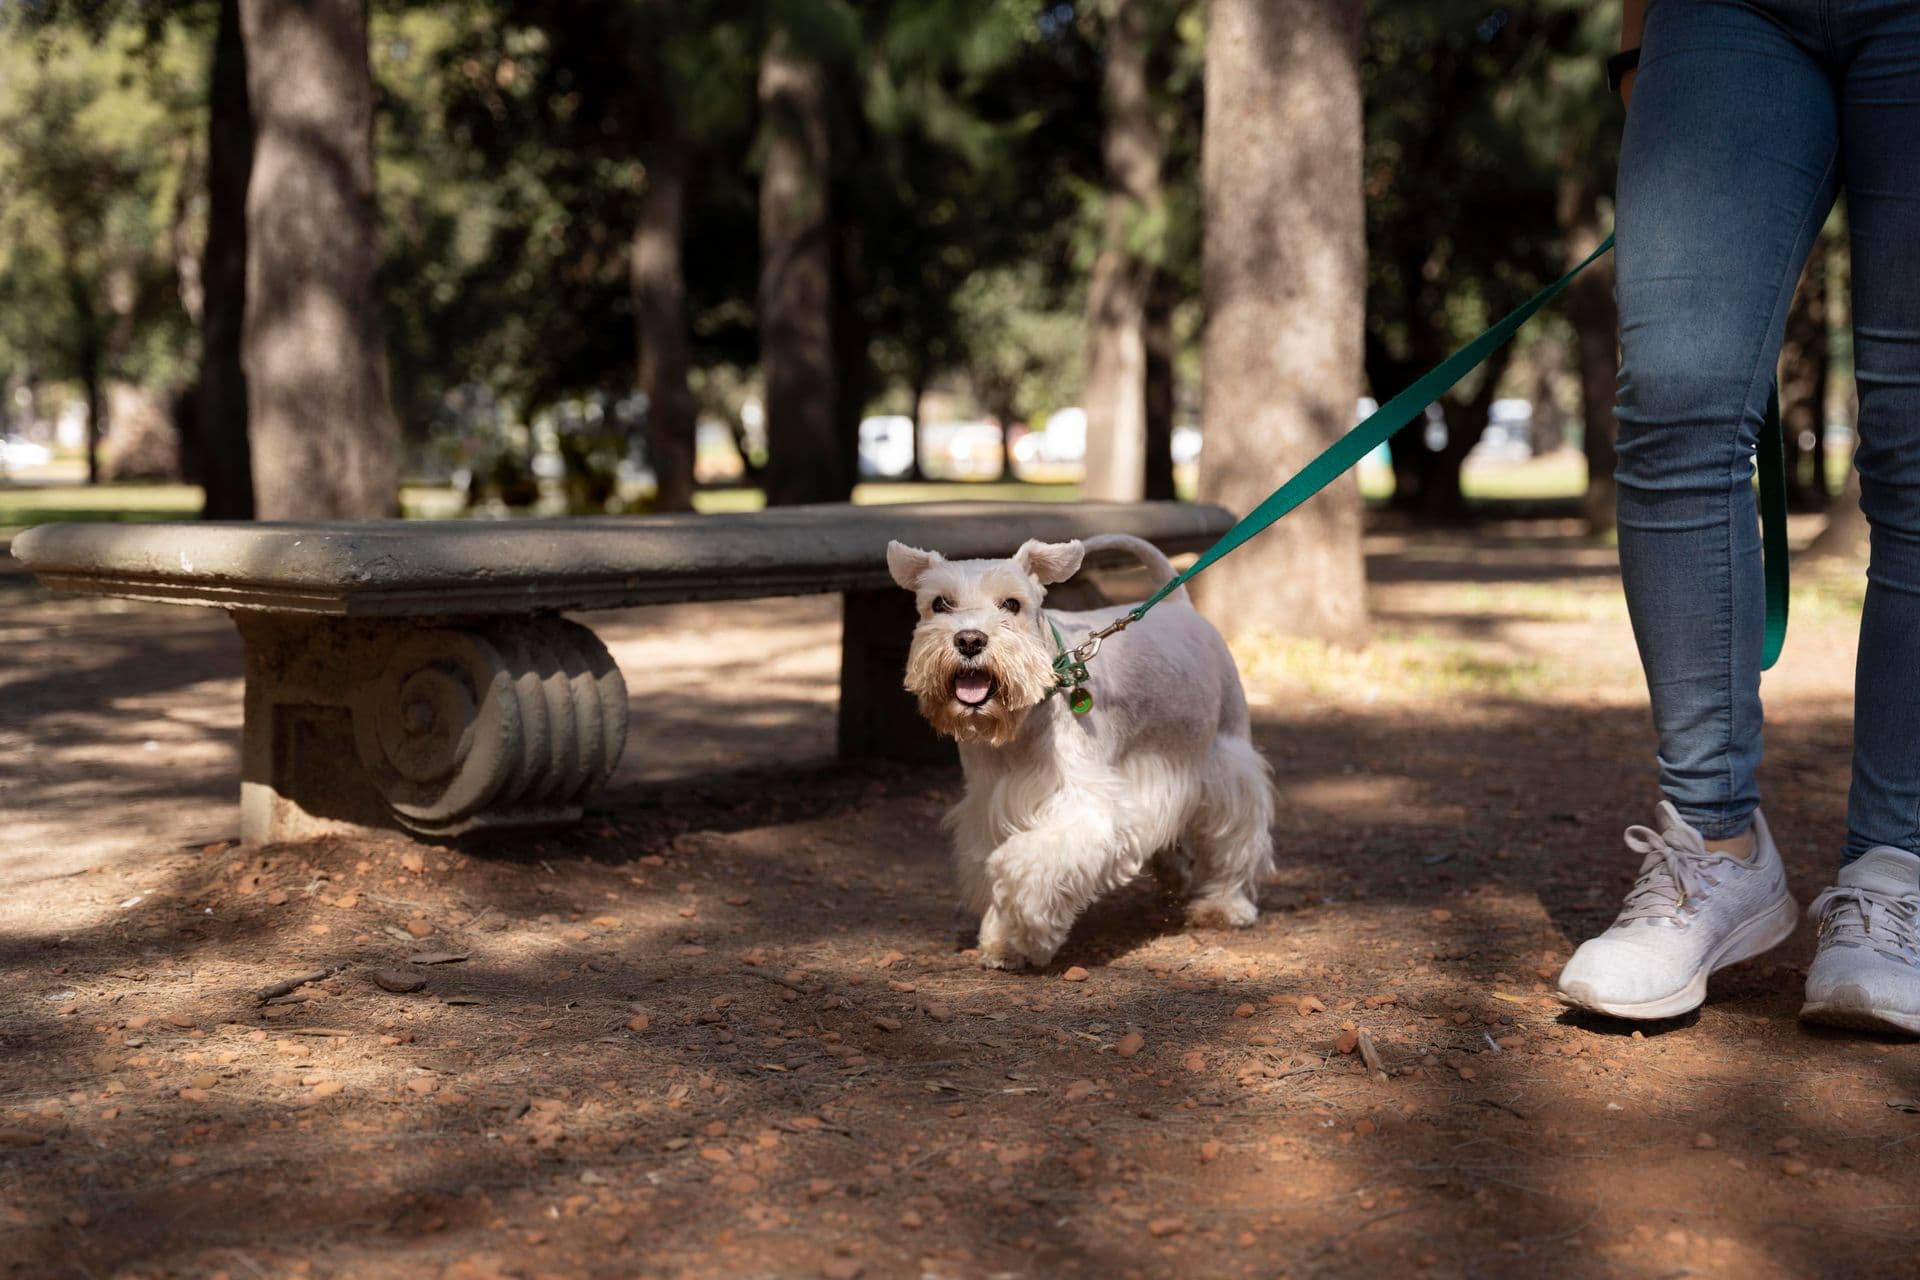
1183, 736, 1275, 930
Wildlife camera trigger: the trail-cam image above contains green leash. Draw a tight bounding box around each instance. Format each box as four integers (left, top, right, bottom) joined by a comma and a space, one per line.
1757, 386, 1790, 669
1051, 232, 1791, 696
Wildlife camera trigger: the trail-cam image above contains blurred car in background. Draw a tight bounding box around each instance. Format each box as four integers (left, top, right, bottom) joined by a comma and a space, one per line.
922, 420, 1006, 480
1, 436, 53, 472
858, 415, 915, 480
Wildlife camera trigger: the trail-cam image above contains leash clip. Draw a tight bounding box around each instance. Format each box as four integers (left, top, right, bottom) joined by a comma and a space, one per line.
1069, 615, 1133, 665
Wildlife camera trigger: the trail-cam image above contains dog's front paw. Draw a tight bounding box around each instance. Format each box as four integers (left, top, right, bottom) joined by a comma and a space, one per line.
1186, 892, 1258, 931
975, 906, 1031, 970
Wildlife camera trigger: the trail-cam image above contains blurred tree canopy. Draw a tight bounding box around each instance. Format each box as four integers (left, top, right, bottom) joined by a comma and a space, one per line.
0, 0, 1646, 523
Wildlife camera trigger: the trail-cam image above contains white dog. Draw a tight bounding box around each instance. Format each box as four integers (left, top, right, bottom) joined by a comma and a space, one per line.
887, 534, 1274, 969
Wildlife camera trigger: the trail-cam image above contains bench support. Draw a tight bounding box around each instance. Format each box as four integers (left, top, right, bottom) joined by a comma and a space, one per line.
836, 589, 953, 764
235, 614, 628, 843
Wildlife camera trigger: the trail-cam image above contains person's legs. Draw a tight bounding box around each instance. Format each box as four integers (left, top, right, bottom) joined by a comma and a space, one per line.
1559, 0, 1839, 1019
1614, 0, 1839, 840
1799, 0, 1920, 1035
1839, 0, 1920, 866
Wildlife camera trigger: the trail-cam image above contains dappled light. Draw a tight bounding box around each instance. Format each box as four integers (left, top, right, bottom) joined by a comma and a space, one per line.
1, 0, 1895, 1274
6, 527, 1916, 1278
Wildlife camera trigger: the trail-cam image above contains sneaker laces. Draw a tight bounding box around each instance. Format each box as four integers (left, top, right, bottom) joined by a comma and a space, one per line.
1809, 884, 1920, 961
1614, 822, 1737, 924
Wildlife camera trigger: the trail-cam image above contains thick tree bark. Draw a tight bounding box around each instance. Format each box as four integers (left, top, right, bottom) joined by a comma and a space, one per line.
1558, 170, 1619, 535
238, 0, 400, 520
1080, 0, 1164, 503
634, 145, 697, 512
757, 31, 843, 506
1142, 269, 1176, 500
1781, 232, 1832, 512
199, 0, 255, 519
1195, 0, 1368, 643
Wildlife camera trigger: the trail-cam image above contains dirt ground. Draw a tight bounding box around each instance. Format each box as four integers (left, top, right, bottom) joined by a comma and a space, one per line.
3, 519, 1917, 1280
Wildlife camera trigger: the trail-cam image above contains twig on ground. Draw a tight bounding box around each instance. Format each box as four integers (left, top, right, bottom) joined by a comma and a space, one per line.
1458, 1095, 1530, 1121
1357, 1027, 1387, 1079
1314, 1204, 1417, 1255
253, 964, 346, 1004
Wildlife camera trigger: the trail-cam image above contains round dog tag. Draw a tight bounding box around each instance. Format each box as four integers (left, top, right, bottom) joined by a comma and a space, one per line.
1068, 685, 1094, 716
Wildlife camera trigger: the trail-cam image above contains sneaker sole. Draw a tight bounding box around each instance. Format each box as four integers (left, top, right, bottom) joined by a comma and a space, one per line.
1557, 890, 1799, 1021
1799, 986, 1920, 1036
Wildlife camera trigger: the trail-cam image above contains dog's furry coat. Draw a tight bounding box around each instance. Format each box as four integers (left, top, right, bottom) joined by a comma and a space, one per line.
888, 534, 1274, 969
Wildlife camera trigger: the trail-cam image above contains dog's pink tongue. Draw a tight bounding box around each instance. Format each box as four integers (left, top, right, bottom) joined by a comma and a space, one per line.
954, 673, 992, 706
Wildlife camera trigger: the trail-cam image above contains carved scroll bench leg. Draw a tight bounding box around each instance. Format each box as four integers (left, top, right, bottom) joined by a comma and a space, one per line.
234, 614, 628, 844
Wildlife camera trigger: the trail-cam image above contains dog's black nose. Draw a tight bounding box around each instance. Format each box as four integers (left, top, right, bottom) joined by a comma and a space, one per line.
953, 630, 988, 657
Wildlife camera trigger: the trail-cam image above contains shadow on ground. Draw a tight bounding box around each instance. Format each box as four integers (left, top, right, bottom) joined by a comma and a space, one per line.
4, 521, 1915, 1279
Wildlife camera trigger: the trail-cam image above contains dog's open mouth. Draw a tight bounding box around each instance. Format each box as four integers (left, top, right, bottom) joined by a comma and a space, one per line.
952, 671, 995, 708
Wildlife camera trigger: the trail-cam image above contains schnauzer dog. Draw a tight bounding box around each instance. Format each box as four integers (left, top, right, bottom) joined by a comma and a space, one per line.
887, 534, 1273, 969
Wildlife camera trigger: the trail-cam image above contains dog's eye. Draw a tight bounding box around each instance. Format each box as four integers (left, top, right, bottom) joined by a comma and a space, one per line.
930, 597, 953, 614
1000, 598, 1021, 615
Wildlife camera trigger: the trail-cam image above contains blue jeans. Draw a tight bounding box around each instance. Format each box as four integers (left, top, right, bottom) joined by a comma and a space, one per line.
1616, 0, 1920, 860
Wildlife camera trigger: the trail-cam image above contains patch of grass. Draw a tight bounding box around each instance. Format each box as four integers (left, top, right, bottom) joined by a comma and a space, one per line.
0, 482, 204, 540
1461, 453, 1588, 500
695, 480, 1082, 514
1452, 582, 1625, 623
1232, 629, 1561, 703
1791, 570, 1866, 624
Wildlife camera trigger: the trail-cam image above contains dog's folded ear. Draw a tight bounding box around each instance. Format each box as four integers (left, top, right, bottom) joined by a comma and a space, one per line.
1014, 538, 1085, 585
887, 541, 943, 591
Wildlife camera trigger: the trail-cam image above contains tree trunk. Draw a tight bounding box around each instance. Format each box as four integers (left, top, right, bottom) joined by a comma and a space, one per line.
1558, 169, 1619, 535
1780, 231, 1832, 512
1142, 269, 1176, 500
199, 0, 255, 519
80, 364, 104, 488
1079, 0, 1164, 503
1529, 342, 1567, 455
832, 211, 871, 493
1407, 343, 1514, 523
238, 0, 400, 520
907, 371, 926, 483
633, 145, 697, 512
757, 30, 843, 506
63, 262, 104, 486
1195, 0, 1368, 644
1808, 464, 1866, 560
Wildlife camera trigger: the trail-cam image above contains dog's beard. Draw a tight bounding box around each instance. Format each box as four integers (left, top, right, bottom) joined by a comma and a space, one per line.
903, 631, 1056, 746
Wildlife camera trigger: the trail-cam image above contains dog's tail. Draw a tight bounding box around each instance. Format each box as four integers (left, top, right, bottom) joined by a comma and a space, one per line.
1081, 533, 1190, 607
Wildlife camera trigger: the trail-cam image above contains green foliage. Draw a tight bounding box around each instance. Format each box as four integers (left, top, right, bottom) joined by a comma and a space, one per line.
1362, 0, 1621, 511
0, 16, 201, 394
1363, 1, 1570, 378
0, 0, 1636, 513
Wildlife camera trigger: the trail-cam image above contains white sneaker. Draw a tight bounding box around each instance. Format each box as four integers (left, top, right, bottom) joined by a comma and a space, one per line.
1557, 802, 1798, 1020
1801, 846, 1920, 1035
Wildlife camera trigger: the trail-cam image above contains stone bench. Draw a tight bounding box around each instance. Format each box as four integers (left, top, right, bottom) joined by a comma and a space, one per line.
11, 501, 1230, 844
